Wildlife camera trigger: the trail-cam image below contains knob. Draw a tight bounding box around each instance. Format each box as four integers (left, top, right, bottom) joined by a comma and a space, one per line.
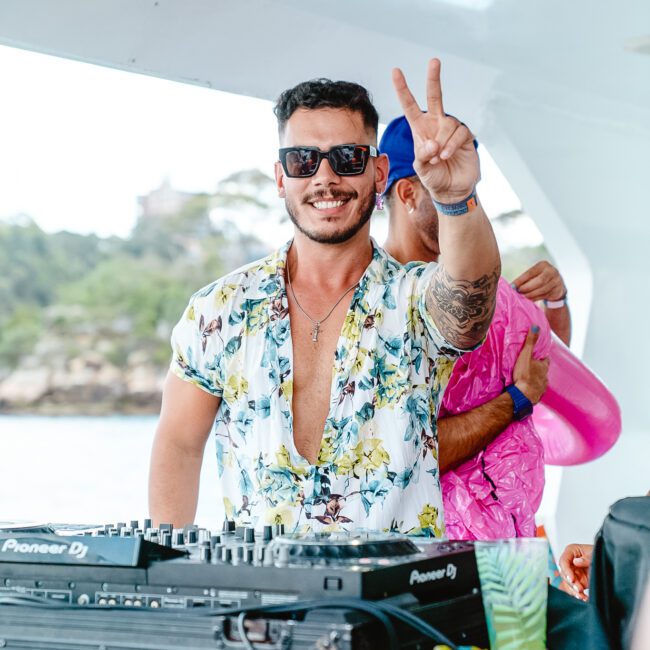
173, 530, 184, 546
255, 546, 266, 566
143, 518, 153, 531
187, 529, 198, 545
130, 520, 140, 529
222, 519, 236, 533
235, 526, 245, 540
211, 535, 221, 548
263, 525, 273, 542
244, 527, 255, 544
200, 542, 212, 563
161, 532, 172, 547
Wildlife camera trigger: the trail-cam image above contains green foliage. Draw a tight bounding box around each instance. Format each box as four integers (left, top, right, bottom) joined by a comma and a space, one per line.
475, 540, 548, 649
0, 305, 43, 368
0, 219, 109, 315
0, 172, 274, 375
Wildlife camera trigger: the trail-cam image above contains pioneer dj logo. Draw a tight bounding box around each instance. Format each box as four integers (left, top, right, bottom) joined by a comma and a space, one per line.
409, 563, 458, 586
1, 538, 89, 560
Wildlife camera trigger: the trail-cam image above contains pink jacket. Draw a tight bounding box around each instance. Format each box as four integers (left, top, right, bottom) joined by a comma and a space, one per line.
440, 279, 551, 540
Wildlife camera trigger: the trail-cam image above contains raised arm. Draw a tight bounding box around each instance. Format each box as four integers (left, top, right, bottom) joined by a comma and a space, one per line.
438, 327, 549, 472
148, 372, 220, 528
392, 59, 500, 349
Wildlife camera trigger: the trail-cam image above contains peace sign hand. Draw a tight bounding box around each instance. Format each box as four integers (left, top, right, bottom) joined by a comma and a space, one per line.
392, 59, 480, 205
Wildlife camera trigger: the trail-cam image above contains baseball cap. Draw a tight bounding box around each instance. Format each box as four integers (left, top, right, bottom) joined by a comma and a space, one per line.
379, 116, 416, 197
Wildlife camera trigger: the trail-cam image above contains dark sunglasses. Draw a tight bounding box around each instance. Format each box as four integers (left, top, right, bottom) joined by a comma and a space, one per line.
279, 144, 378, 178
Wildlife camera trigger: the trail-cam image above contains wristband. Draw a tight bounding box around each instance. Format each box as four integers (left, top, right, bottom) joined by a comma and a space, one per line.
432, 187, 478, 216
544, 292, 568, 309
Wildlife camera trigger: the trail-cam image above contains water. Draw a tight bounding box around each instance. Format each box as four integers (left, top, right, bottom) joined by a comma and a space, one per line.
0, 415, 222, 528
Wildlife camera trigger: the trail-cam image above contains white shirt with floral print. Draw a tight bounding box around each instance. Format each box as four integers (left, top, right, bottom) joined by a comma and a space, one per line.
170, 240, 467, 537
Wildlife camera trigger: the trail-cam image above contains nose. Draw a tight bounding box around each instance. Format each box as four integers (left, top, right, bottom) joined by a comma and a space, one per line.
311, 156, 340, 187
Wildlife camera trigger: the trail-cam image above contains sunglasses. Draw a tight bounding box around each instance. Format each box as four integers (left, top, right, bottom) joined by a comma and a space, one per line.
279, 144, 378, 178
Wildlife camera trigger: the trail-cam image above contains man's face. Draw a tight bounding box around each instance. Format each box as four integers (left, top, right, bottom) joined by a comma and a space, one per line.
275, 108, 388, 245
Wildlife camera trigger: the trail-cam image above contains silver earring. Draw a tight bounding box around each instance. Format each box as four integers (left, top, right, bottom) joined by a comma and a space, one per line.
407, 203, 415, 214
375, 193, 384, 211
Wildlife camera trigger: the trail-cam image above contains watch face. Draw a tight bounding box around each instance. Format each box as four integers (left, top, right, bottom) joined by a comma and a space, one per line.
515, 402, 534, 421
506, 385, 534, 421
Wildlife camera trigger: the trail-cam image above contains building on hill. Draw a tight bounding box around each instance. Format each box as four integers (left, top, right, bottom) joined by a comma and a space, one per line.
138, 178, 196, 220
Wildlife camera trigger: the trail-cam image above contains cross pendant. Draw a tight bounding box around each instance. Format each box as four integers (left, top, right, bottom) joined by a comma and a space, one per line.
311, 322, 321, 342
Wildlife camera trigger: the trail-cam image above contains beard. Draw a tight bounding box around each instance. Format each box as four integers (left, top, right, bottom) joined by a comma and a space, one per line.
285, 187, 375, 245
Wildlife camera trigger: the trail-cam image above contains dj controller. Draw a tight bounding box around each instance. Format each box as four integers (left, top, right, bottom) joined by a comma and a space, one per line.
0, 520, 489, 649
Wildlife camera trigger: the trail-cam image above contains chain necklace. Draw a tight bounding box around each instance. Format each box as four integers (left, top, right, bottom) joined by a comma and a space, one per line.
286, 264, 359, 342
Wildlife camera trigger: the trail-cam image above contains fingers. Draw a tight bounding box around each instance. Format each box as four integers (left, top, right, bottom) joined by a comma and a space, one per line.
425, 58, 445, 118
392, 67, 423, 125
512, 261, 566, 302
440, 123, 472, 161
521, 325, 540, 357
512, 261, 545, 289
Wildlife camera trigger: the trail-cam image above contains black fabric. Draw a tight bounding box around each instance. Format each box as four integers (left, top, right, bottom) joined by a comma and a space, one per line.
547, 496, 650, 649
547, 585, 610, 649
590, 496, 650, 650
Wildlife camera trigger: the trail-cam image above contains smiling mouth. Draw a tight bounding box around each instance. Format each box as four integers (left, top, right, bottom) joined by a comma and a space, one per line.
311, 199, 348, 210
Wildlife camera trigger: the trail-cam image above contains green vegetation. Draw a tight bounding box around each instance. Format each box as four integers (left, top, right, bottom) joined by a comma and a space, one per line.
0, 172, 276, 378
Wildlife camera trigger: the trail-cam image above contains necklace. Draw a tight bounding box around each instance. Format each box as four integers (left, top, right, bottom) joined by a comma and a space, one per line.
286, 264, 359, 342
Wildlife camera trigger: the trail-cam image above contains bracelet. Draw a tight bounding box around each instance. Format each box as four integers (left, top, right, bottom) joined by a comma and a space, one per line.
432, 187, 478, 216
544, 293, 568, 309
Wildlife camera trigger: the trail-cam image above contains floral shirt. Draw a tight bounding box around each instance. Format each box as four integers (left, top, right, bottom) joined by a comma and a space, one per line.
170, 240, 466, 537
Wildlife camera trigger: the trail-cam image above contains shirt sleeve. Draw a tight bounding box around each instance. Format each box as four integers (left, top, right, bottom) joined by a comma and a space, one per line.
412, 262, 483, 358
169, 292, 224, 397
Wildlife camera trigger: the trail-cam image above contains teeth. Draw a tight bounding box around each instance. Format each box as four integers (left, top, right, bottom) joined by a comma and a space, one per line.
313, 200, 345, 210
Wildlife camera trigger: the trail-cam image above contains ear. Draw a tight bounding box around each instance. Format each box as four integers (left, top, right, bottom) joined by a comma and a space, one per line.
274, 161, 286, 198
374, 153, 390, 194
394, 177, 417, 209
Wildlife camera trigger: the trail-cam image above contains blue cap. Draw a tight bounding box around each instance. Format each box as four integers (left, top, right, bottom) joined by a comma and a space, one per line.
379, 114, 479, 196
379, 115, 416, 197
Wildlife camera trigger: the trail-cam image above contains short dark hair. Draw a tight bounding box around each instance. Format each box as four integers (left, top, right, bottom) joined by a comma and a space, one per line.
274, 79, 379, 138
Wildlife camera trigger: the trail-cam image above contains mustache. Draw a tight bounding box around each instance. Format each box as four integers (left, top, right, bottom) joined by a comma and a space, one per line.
302, 189, 357, 204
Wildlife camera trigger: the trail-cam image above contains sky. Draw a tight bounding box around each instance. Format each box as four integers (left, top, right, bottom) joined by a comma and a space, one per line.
0, 44, 531, 246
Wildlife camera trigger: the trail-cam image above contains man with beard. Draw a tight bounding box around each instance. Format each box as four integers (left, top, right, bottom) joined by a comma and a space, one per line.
380, 114, 569, 539
149, 60, 501, 535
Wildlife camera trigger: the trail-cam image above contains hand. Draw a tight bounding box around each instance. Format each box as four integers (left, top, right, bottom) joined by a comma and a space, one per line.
392, 59, 480, 204
513, 326, 549, 404
559, 543, 594, 601
512, 261, 566, 303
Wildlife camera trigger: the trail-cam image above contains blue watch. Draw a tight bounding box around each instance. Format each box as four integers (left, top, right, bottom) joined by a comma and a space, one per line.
505, 384, 533, 421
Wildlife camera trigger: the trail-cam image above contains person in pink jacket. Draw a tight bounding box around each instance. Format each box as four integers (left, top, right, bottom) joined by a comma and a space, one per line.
380, 115, 570, 539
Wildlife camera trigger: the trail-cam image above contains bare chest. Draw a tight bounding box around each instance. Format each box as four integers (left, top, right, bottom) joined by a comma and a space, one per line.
289, 296, 353, 464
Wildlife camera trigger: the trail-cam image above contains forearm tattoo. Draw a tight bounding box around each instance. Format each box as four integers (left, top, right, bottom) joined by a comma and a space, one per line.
426, 265, 499, 349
